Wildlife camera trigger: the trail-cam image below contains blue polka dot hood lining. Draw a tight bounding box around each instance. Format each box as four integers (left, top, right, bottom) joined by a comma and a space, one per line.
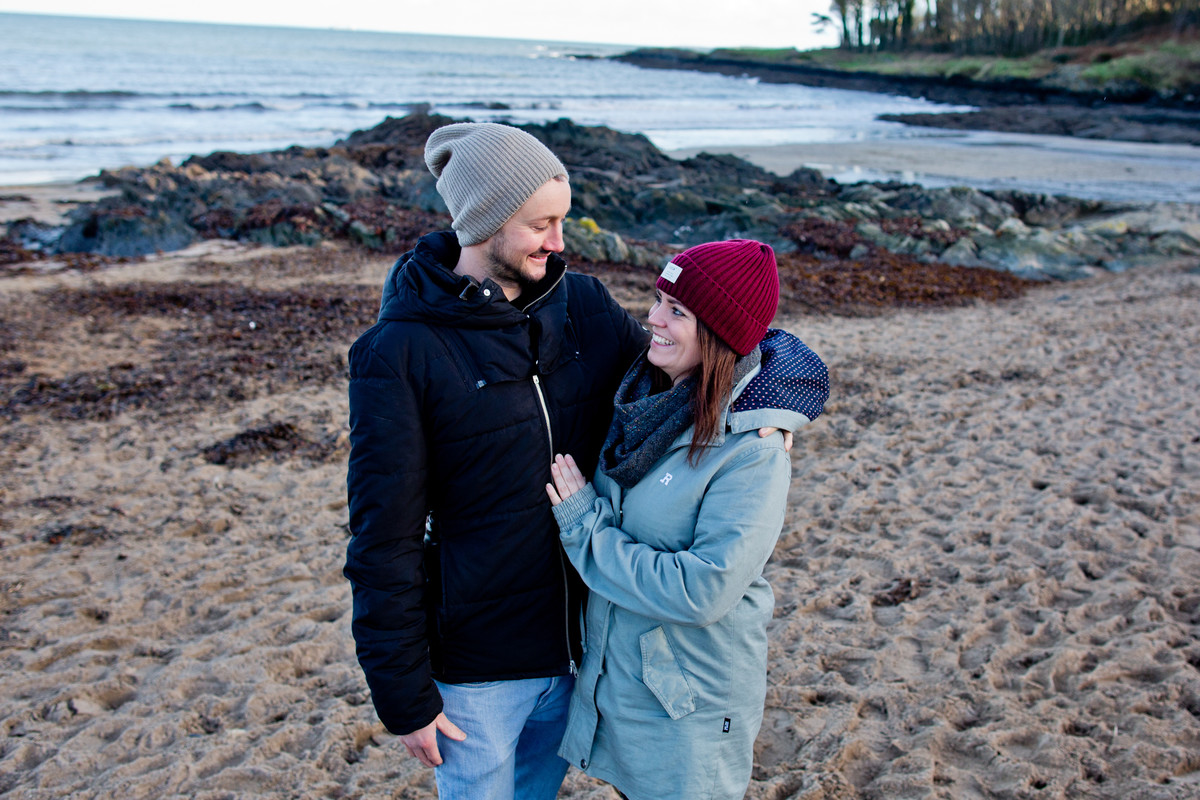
729, 328, 829, 432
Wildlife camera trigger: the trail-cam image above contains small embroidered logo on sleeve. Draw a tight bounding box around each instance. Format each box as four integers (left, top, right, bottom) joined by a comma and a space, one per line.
659, 472, 673, 486
723, 718, 731, 733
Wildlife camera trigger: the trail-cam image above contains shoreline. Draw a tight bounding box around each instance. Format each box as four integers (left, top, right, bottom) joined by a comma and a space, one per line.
5, 122, 1198, 228
614, 50, 1200, 147
614, 49, 1192, 110
0, 179, 117, 225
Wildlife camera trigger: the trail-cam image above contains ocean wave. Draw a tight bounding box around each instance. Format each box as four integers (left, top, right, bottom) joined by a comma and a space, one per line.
2, 98, 346, 115
438, 100, 564, 112
2, 127, 343, 152
0, 104, 123, 113
0, 89, 348, 103
0, 90, 142, 100
166, 99, 391, 114
168, 101, 274, 113
363, 101, 424, 110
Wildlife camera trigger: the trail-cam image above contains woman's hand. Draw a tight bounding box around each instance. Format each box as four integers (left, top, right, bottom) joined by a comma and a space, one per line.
546, 453, 587, 506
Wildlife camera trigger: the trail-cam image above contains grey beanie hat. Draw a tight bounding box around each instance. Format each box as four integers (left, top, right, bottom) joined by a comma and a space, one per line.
424, 122, 568, 246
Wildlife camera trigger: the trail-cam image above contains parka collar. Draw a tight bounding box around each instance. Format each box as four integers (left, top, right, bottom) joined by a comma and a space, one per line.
375, 230, 574, 374
378, 230, 567, 329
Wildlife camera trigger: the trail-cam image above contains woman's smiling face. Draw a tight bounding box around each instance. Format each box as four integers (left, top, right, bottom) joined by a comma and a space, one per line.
647, 288, 701, 385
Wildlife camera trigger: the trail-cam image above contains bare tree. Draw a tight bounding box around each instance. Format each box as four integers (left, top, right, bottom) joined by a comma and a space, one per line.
826, 0, 1195, 54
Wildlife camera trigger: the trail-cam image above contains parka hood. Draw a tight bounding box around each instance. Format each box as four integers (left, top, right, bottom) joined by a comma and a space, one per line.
727, 328, 830, 435
661, 328, 830, 453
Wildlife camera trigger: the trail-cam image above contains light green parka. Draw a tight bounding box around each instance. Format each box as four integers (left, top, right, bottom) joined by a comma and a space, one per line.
551, 362, 813, 800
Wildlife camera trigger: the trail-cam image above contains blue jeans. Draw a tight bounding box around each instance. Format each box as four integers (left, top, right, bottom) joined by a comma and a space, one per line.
433, 676, 573, 800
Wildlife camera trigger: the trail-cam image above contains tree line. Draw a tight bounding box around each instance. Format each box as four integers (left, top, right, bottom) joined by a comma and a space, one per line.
817, 0, 1196, 55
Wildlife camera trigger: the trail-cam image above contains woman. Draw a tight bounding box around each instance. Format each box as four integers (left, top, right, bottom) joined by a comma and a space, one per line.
546, 239, 828, 800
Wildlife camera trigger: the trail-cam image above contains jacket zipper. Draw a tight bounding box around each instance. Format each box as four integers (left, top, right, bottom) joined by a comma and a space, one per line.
532, 372, 577, 676
524, 267, 572, 676
521, 267, 565, 313
531, 374, 554, 458
558, 550, 578, 677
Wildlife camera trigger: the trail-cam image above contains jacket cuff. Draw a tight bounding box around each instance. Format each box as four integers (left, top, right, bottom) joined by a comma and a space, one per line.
373, 679, 443, 736
551, 484, 598, 532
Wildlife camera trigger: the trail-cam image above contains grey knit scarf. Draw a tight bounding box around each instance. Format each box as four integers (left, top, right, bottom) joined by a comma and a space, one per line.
599, 349, 760, 489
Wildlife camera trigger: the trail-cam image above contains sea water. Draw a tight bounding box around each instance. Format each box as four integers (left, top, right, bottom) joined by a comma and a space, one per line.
2, 12, 1195, 203
0, 12, 963, 185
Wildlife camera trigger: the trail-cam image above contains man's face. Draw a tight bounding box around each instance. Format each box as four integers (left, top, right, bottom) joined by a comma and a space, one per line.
481, 177, 570, 295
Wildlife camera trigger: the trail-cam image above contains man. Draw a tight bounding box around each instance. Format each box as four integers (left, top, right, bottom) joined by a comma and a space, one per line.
344, 122, 648, 800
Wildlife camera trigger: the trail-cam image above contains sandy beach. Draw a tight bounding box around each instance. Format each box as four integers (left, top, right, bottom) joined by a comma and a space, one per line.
2, 170, 1199, 800
0, 181, 118, 226
670, 133, 1200, 204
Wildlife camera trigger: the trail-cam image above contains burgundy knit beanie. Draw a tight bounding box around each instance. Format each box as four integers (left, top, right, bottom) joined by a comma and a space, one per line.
656, 239, 780, 356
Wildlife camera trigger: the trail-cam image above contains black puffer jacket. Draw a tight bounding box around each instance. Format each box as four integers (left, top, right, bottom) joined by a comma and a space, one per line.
345, 231, 648, 735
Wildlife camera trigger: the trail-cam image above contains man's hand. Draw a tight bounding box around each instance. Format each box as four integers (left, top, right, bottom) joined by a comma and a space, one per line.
759, 427, 794, 452
399, 712, 467, 767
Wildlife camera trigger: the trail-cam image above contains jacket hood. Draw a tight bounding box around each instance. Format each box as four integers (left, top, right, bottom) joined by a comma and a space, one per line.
377, 230, 567, 329
727, 328, 830, 435
663, 328, 829, 452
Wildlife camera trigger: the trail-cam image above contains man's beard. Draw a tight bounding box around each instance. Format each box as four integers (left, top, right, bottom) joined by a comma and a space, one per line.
483, 235, 547, 296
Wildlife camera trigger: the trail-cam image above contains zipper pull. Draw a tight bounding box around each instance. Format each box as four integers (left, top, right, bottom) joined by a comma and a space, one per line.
569, 659, 578, 677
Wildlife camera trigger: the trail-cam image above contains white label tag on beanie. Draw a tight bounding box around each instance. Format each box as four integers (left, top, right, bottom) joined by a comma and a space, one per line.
661, 261, 683, 283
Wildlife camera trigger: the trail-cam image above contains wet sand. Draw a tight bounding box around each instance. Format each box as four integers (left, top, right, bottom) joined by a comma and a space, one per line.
0, 180, 118, 225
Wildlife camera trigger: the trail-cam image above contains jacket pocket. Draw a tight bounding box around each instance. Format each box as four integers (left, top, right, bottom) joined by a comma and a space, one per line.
429, 326, 486, 392
639, 626, 696, 720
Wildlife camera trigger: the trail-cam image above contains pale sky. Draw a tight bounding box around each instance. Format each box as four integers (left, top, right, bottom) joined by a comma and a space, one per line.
0, 0, 841, 49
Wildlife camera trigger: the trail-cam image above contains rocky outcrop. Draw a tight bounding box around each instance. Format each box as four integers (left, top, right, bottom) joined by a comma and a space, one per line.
13, 113, 838, 259
815, 182, 1199, 280
4, 113, 1197, 282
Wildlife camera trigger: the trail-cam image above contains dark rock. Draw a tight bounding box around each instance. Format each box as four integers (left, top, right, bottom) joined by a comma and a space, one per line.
986, 191, 1106, 227
7, 110, 1190, 283
336, 110, 454, 149
879, 104, 1200, 146
526, 118, 677, 176
58, 203, 195, 257
1, 112, 843, 259
777, 166, 838, 197
5, 218, 63, 253
185, 151, 275, 173
884, 186, 1017, 230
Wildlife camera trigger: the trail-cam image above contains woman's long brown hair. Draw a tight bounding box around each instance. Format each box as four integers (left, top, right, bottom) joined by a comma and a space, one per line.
688, 320, 738, 464
649, 318, 739, 465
